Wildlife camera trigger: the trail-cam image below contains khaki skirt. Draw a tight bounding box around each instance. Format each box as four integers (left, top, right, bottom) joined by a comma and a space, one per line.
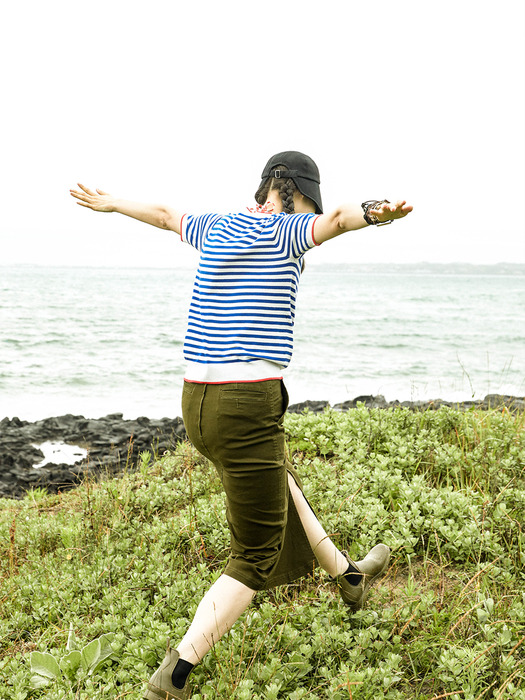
181, 379, 317, 591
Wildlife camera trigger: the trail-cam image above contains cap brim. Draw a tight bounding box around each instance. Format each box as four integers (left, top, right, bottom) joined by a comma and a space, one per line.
294, 175, 323, 215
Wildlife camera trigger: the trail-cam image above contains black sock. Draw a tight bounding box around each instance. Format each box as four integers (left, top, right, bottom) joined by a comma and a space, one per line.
344, 561, 363, 587
171, 658, 194, 690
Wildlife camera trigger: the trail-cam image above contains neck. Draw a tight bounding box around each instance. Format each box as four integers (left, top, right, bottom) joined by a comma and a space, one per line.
265, 190, 283, 213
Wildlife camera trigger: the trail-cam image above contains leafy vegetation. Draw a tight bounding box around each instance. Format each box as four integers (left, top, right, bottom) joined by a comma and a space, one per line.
1, 405, 524, 699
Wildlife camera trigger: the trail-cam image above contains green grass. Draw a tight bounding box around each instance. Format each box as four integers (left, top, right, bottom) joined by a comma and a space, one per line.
1, 405, 524, 699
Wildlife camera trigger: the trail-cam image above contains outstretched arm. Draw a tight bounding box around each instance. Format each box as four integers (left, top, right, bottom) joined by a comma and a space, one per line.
70, 184, 183, 234
313, 200, 413, 245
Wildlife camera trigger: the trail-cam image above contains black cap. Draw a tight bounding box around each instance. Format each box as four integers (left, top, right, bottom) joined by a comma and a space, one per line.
256, 150, 323, 214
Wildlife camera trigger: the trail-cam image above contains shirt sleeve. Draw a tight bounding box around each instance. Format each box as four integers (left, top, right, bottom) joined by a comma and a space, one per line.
180, 213, 223, 251
278, 213, 322, 258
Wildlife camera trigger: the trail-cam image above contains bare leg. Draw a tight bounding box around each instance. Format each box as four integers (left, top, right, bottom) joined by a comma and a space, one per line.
176, 574, 256, 665
287, 472, 348, 578
176, 476, 347, 664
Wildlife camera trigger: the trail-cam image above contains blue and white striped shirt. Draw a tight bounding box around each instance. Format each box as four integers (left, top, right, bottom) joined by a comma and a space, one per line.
180, 210, 319, 375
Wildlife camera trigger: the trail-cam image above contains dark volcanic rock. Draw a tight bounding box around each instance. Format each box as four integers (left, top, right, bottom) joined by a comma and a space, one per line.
288, 400, 330, 414
333, 395, 390, 411
294, 394, 525, 415
1, 393, 523, 500
0, 413, 186, 500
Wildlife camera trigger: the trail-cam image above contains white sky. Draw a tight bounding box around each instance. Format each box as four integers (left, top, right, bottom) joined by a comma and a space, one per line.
1, 0, 524, 267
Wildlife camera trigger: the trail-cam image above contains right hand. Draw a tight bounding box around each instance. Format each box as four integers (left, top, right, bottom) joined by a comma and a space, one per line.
70, 184, 116, 212
368, 200, 413, 223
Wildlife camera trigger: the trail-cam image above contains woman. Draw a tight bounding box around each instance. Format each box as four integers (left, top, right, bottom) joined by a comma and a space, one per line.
71, 151, 412, 700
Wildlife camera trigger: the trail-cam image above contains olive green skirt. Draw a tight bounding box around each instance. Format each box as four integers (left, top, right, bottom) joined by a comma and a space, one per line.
181, 379, 317, 591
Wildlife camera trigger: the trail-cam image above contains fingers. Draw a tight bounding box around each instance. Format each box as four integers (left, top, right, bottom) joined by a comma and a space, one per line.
367, 199, 413, 222
70, 188, 91, 205
70, 184, 91, 200
393, 200, 413, 216
70, 189, 86, 202
70, 183, 106, 200
70, 183, 115, 213
77, 183, 96, 196
382, 200, 413, 217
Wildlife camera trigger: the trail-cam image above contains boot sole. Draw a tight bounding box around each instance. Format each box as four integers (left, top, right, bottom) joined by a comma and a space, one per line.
143, 685, 180, 700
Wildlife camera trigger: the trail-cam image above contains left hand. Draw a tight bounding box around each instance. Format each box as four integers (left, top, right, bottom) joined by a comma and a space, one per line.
70, 184, 116, 212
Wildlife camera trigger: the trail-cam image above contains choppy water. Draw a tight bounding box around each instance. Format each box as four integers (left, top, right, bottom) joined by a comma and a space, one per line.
1, 263, 524, 421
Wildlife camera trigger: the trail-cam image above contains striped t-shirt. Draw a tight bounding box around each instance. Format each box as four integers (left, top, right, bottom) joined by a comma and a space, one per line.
180, 210, 320, 379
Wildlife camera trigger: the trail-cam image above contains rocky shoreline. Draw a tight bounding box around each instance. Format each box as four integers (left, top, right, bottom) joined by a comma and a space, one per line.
0, 414, 186, 500
1, 394, 523, 501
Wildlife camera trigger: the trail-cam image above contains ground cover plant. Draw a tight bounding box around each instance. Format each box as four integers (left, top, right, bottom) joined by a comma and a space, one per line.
1, 405, 524, 699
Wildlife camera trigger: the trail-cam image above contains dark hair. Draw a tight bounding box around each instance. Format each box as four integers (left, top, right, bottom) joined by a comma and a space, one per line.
255, 167, 307, 273
255, 165, 298, 214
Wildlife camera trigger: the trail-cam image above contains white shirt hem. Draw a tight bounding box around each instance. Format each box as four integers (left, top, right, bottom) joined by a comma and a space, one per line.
184, 360, 284, 384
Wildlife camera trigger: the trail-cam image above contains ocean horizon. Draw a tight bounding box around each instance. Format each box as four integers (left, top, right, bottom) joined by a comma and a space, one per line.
1, 262, 524, 422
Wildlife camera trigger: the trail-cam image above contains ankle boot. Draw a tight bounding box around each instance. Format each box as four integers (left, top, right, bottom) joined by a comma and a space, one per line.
143, 641, 191, 700
336, 543, 390, 610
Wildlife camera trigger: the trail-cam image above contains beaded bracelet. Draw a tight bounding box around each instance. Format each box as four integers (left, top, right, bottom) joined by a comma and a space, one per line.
361, 200, 393, 226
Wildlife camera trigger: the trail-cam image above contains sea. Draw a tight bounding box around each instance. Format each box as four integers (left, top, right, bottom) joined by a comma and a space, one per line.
1, 263, 524, 422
